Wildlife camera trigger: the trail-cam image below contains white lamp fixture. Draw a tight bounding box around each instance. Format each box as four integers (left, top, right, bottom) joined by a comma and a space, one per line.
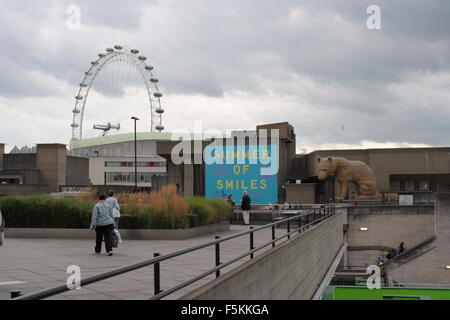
359, 227, 369, 231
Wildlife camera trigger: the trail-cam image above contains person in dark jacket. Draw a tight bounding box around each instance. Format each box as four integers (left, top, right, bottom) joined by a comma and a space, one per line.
0, 209, 5, 247
398, 242, 405, 254
90, 194, 115, 256
240, 191, 251, 225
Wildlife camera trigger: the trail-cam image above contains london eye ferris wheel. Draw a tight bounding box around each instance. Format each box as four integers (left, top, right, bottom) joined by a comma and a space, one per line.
70, 45, 165, 144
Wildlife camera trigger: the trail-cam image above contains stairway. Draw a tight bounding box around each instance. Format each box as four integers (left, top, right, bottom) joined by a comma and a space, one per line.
383, 236, 437, 272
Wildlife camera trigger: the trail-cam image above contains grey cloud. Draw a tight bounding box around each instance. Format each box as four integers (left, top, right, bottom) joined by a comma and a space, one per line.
0, 0, 450, 149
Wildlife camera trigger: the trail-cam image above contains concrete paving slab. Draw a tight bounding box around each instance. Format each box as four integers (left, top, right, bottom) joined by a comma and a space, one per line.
0, 224, 278, 300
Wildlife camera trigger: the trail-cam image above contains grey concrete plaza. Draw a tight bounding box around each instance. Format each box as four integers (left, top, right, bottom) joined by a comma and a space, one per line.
0, 224, 278, 300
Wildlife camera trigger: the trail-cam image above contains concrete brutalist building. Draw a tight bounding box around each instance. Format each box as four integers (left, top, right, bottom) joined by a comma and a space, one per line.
68, 121, 450, 204
0, 143, 90, 194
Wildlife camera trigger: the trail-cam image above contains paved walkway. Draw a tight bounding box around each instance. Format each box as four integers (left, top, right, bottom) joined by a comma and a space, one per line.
0, 224, 283, 300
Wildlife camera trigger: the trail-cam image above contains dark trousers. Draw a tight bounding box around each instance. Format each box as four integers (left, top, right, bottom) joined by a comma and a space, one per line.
95, 224, 114, 253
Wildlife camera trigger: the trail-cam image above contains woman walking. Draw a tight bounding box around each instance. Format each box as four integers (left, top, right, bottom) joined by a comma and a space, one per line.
106, 190, 121, 229
90, 194, 115, 256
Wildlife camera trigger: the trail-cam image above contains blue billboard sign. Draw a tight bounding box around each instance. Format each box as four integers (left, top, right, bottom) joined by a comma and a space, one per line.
204, 144, 278, 204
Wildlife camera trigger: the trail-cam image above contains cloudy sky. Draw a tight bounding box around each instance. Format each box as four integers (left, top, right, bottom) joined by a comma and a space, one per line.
1, 0, 449, 153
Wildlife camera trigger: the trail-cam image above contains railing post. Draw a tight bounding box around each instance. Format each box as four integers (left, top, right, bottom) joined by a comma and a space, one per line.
298, 217, 301, 234
10, 291, 21, 299
250, 227, 254, 259
287, 219, 291, 239
154, 252, 161, 295
272, 225, 276, 248
215, 236, 221, 278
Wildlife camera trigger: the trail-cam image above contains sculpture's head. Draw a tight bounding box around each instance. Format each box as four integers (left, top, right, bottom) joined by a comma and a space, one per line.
317, 157, 338, 180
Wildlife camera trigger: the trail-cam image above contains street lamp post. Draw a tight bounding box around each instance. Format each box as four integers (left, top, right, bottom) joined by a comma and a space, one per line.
131, 116, 139, 193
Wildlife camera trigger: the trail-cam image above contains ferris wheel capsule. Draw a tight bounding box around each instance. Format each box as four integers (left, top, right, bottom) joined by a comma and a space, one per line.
155, 125, 164, 131
138, 56, 147, 61
154, 92, 163, 98
106, 48, 114, 52
75, 95, 83, 100
114, 45, 123, 50
85, 71, 91, 76
98, 53, 106, 58
71, 123, 79, 128
155, 108, 164, 114
145, 65, 154, 71
131, 49, 139, 54
150, 78, 159, 83
79, 83, 87, 87
72, 108, 80, 114
91, 61, 98, 65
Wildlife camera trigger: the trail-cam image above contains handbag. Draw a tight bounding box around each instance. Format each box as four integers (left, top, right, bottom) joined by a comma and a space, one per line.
112, 208, 121, 218
114, 229, 123, 244
111, 230, 119, 248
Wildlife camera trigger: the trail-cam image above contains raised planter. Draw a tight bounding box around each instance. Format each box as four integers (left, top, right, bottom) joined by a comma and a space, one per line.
4, 221, 230, 240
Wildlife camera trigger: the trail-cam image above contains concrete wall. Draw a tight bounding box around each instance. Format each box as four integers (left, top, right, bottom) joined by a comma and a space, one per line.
303, 148, 450, 193
0, 184, 51, 195
66, 156, 90, 185
346, 204, 435, 266
5, 221, 230, 240
183, 163, 194, 196
3, 153, 37, 170
386, 194, 450, 285
285, 183, 316, 204
257, 122, 296, 202
182, 212, 344, 300
36, 144, 67, 192
0, 169, 40, 184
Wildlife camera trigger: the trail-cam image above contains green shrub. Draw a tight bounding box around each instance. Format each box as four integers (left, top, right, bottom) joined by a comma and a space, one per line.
0, 195, 92, 229
0, 195, 231, 229
186, 197, 231, 226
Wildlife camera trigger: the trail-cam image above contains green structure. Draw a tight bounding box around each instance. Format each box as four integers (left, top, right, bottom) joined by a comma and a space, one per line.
323, 286, 450, 300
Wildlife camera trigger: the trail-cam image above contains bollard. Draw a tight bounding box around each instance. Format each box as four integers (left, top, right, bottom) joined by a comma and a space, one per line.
154, 252, 161, 295
215, 236, 221, 278
272, 225, 276, 248
250, 227, 254, 259
287, 220, 291, 239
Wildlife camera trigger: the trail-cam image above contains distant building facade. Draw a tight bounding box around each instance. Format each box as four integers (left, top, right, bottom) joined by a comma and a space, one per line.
290, 147, 450, 204
70, 135, 167, 188
68, 123, 450, 204
0, 143, 90, 193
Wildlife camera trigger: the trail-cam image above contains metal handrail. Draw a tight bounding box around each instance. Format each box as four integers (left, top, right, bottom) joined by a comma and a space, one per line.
14, 205, 336, 300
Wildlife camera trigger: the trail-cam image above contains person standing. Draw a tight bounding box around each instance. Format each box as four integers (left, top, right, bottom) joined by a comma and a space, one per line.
398, 242, 405, 254
0, 208, 5, 247
106, 190, 121, 229
90, 194, 115, 256
240, 191, 251, 225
